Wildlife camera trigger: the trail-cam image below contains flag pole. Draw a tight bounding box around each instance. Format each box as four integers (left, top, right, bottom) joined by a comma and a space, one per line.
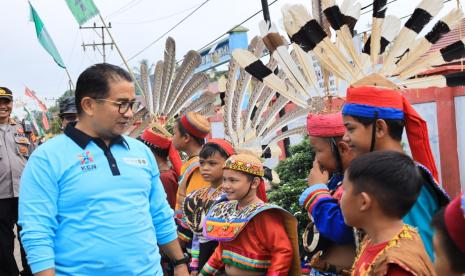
64, 68, 75, 91
97, 14, 147, 106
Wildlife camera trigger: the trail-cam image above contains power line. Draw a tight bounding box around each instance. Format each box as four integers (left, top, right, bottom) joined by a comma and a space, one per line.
105, 0, 145, 19
358, 0, 454, 34
113, 2, 204, 25
361, 0, 452, 16
196, 0, 281, 53
126, 0, 211, 62
360, 0, 400, 16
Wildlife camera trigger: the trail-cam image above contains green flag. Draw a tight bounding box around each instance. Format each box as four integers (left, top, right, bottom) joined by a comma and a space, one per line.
64, 0, 99, 26
29, 3, 66, 69
23, 107, 45, 136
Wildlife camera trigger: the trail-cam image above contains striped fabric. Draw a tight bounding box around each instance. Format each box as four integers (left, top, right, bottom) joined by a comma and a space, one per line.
222, 249, 271, 272
299, 184, 332, 213
200, 262, 220, 275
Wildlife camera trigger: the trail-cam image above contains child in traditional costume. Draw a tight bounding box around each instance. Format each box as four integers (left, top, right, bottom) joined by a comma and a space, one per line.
299, 112, 357, 275
181, 139, 235, 274
342, 86, 450, 259
340, 151, 434, 276
139, 128, 182, 209
172, 111, 212, 247
173, 111, 212, 211
200, 153, 300, 276
431, 193, 465, 276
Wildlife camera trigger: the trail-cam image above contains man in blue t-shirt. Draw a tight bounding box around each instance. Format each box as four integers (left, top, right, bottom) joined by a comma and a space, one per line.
18, 64, 189, 276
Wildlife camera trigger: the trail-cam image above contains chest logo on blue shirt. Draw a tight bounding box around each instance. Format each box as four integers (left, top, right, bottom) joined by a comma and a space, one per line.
78, 151, 97, 172
123, 157, 148, 167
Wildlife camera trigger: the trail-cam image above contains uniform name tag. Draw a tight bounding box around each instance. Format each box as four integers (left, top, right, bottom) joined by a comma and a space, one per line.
123, 157, 148, 166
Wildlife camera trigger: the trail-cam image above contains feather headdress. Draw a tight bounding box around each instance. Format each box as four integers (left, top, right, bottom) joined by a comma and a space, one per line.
128, 37, 214, 138
226, 34, 340, 159
231, 1, 465, 104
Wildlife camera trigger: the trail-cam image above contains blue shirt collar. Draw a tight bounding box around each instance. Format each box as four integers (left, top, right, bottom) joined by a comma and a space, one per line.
64, 122, 129, 150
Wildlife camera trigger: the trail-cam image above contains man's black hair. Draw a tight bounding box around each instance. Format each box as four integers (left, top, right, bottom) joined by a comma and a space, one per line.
200, 143, 229, 159
175, 118, 205, 146
352, 116, 405, 141
75, 63, 132, 115
431, 209, 465, 273
347, 150, 422, 218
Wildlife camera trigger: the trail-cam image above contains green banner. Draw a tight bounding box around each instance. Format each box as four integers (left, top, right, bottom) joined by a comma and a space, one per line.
65, 0, 99, 26
29, 3, 66, 68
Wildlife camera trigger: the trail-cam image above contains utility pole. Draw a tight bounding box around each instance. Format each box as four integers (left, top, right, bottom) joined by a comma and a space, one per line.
80, 22, 114, 63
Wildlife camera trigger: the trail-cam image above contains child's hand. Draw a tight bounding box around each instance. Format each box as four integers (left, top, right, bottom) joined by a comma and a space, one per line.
308, 160, 329, 186
190, 271, 199, 276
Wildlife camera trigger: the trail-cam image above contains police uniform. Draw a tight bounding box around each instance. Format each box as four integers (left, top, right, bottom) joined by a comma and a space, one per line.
0, 87, 34, 276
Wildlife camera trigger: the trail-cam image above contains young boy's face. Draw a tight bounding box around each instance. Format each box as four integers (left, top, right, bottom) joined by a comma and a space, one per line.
199, 152, 227, 184
222, 169, 254, 201
310, 136, 338, 174
172, 123, 187, 151
340, 174, 363, 228
343, 115, 373, 157
433, 232, 462, 276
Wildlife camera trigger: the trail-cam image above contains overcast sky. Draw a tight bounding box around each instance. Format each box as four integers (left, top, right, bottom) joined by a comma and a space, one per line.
1, 0, 461, 117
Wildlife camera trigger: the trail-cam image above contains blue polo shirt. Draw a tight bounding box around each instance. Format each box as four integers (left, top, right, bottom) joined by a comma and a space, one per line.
18, 123, 177, 275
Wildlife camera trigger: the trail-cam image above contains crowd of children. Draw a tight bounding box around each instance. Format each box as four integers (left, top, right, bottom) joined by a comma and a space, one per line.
140, 85, 465, 276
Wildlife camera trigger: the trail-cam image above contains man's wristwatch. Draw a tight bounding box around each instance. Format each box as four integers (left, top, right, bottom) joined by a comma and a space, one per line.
171, 253, 189, 267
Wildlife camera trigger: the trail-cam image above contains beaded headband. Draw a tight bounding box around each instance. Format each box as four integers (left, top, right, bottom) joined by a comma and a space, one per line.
223, 153, 264, 177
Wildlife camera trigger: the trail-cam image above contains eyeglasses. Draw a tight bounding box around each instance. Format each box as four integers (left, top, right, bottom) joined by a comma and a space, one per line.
96, 98, 140, 114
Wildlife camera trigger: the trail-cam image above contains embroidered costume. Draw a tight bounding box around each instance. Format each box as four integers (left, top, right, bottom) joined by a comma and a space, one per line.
201, 201, 300, 276
351, 225, 434, 276
299, 112, 356, 275
199, 153, 301, 276
182, 139, 235, 271
175, 112, 212, 211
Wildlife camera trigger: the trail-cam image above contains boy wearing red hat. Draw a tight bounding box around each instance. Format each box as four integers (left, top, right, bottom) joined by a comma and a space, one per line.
173, 112, 211, 212
431, 193, 465, 275
182, 139, 235, 275
299, 112, 357, 275
342, 86, 450, 260
139, 128, 182, 209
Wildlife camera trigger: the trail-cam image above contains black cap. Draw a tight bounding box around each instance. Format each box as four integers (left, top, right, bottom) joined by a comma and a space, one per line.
0, 87, 13, 100
59, 96, 77, 115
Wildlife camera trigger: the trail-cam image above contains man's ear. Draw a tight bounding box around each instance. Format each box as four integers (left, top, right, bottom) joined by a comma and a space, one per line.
359, 192, 372, 212
80, 97, 96, 116
375, 119, 389, 139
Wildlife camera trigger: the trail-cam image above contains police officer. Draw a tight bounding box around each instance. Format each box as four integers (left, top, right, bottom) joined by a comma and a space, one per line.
58, 96, 77, 130
0, 87, 33, 276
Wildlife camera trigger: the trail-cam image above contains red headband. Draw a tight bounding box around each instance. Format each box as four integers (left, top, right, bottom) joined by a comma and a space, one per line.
140, 129, 182, 176
346, 86, 439, 180
346, 86, 403, 109
444, 193, 465, 254
181, 113, 210, 139
307, 112, 345, 138
206, 138, 235, 156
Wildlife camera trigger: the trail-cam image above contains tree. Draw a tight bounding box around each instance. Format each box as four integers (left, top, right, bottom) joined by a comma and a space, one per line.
267, 137, 314, 252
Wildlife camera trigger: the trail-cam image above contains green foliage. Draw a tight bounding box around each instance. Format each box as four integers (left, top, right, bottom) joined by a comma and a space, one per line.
267, 137, 314, 251
274, 138, 314, 183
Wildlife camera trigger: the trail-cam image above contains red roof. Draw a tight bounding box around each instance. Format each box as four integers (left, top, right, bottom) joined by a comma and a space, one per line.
424, 18, 465, 58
